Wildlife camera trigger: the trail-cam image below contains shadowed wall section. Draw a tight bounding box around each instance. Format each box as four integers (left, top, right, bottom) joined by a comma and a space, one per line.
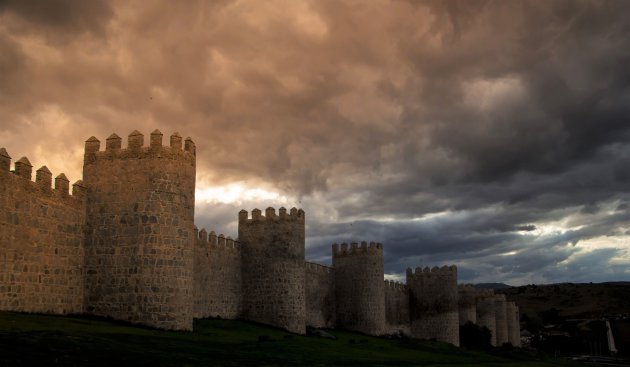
407, 266, 459, 346
476, 289, 497, 346
458, 284, 477, 326
495, 294, 509, 346
333, 241, 386, 335
384, 280, 410, 334
305, 261, 335, 328
239, 207, 306, 334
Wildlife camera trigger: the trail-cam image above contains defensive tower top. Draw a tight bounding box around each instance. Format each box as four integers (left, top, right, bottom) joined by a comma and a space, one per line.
406, 265, 457, 282
238, 207, 305, 223
332, 241, 383, 258
83, 130, 196, 166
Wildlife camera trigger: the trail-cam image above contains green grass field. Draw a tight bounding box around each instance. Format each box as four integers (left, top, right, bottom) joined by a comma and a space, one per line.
0, 311, 573, 366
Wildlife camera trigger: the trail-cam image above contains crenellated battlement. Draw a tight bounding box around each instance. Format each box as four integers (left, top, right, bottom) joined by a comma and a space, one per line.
0, 148, 86, 202
1, 129, 521, 340
331, 241, 383, 258
384, 280, 408, 292
83, 130, 196, 166
458, 284, 477, 292
194, 227, 240, 251
305, 261, 333, 274
475, 289, 495, 298
405, 265, 457, 281
238, 207, 305, 223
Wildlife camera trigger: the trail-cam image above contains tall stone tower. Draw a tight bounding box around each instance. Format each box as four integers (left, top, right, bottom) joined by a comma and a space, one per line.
407, 266, 459, 346
82, 130, 196, 330
238, 207, 306, 334
475, 289, 497, 346
332, 241, 385, 335
458, 284, 477, 326
494, 294, 509, 346
506, 301, 521, 347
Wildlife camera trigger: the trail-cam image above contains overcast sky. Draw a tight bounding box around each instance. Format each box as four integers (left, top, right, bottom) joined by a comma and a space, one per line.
1, 0, 629, 285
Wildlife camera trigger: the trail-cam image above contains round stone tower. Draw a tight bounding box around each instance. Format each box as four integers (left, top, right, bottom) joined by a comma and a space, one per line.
238, 207, 306, 334
506, 301, 521, 347
82, 130, 196, 330
332, 241, 385, 335
406, 265, 459, 346
494, 294, 509, 346
458, 284, 477, 326
475, 289, 497, 346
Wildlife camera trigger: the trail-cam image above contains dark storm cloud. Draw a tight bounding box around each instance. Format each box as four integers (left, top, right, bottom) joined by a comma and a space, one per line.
0, 0, 113, 38
1, 0, 629, 284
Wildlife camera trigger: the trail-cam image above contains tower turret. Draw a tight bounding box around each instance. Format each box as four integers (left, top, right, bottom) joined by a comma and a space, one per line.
238, 207, 306, 334
475, 289, 497, 346
332, 241, 385, 335
458, 284, 477, 325
406, 265, 459, 346
82, 130, 196, 331
494, 294, 509, 346
506, 302, 521, 347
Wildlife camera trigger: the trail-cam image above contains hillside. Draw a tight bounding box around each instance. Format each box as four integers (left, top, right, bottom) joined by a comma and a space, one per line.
0, 311, 572, 366
497, 282, 630, 320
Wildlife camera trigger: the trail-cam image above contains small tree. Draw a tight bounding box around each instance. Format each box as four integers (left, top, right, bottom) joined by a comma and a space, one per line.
460, 321, 492, 350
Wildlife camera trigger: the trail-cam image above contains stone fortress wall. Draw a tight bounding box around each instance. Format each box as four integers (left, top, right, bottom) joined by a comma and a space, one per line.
384, 280, 410, 334
0, 129, 520, 346
238, 207, 306, 334
333, 242, 386, 335
193, 228, 242, 319
506, 301, 521, 347
0, 149, 86, 315
305, 261, 335, 328
82, 130, 196, 330
494, 294, 509, 346
474, 288, 498, 346
407, 266, 460, 346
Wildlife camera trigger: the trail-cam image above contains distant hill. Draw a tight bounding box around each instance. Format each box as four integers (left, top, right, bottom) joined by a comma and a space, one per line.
497, 282, 630, 357
475, 283, 512, 290
497, 282, 630, 320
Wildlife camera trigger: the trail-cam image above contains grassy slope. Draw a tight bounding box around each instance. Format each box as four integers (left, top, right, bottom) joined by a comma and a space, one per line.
0, 312, 572, 367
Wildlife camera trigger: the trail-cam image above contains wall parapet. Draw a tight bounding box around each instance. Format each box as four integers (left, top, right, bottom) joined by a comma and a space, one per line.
305, 261, 333, 274
406, 265, 457, 281
83, 130, 196, 166
332, 241, 383, 257
384, 280, 408, 292
195, 227, 240, 250
238, 207, 304, 223
476, 289, 495, 298
458, 283, 477, 291
0, 148, 85, 204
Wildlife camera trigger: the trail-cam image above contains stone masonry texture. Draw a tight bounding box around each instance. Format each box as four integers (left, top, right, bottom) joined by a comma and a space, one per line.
82, 130, 196, 330
458, 284, 477, 326
193, 229, 242, 319
305, 262, 335, 328
476, 289, 498, 346
494, 294, 509, 346
0, 130, 521, 343
506, 302, 521, 347
238, 207, 306, 334
384, 280, 410, 334
0, 153, 85, 314
333, 242, 386, 335
407, 266, 460, 346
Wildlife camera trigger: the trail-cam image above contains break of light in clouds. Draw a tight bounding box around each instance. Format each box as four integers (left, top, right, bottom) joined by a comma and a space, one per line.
1, 0, 629, 285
